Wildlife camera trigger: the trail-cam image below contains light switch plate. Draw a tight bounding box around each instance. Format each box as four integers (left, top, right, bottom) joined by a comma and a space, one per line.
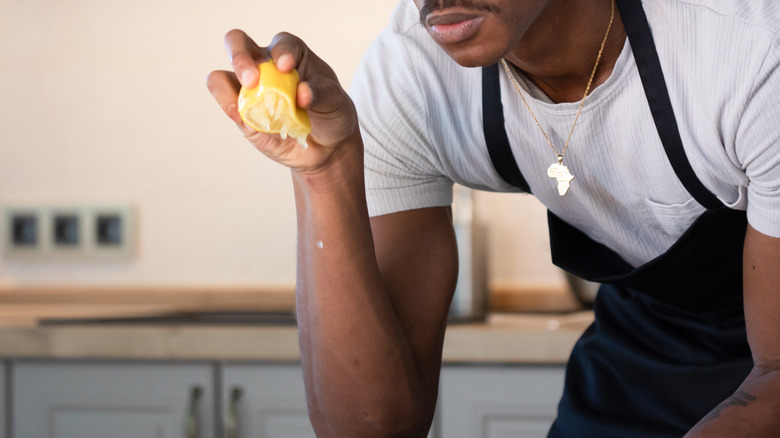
89, 205, 136, 257
2, 207, 44, 257
1, 204, 136, 259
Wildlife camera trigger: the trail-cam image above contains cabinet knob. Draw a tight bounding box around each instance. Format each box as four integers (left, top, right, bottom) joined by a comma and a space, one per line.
185, 385, 203, 438
224, 386, 244, 438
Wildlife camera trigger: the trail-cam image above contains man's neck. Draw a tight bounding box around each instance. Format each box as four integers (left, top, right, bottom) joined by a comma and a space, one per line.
504, 0, 627, 103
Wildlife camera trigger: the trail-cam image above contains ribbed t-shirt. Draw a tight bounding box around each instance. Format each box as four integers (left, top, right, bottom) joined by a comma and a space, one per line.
349, 0, 780, 267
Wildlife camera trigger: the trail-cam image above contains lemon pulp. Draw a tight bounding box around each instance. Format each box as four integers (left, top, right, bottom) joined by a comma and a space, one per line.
238, 60, 311, 148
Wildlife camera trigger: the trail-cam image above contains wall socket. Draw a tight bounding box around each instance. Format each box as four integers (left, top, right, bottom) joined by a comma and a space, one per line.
2, 205, 136, 259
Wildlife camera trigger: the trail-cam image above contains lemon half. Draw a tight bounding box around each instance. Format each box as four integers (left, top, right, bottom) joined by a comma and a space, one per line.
238, 60, 311, 148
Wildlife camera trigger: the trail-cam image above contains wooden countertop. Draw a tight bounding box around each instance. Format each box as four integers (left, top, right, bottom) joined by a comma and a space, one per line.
0, 312, 591, 364
0, 283, 583, 326
0, 285, 298, 327
0, 285, 590, 363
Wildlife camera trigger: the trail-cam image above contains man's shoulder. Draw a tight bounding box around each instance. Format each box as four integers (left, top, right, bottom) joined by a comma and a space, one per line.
647, 0, 780, 87
656, 0, 780, 36
382, 0, 422, 36
351, 0, 480, 106
373, 0, 468, 73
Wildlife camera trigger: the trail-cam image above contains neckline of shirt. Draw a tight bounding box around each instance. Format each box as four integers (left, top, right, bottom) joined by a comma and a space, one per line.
506, 36, 635, 117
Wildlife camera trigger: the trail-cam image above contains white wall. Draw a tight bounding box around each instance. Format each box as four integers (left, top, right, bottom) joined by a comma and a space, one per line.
0, 0, 563, 290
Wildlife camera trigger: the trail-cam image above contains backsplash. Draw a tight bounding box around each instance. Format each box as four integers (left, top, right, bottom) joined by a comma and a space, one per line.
0, 0, 563, 291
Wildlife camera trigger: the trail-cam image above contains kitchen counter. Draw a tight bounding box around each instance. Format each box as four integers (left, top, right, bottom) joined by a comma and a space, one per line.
0, 312, 591, 363
0, 285, 591, 363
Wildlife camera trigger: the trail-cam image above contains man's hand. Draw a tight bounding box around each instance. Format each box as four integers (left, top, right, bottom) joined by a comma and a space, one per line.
206, 30, 457, 437
206, 29, 359, 174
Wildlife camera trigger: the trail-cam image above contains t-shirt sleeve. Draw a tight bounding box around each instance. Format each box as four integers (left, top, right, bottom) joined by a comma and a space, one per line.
736, 34, 780, 238
349, 14, 453, 218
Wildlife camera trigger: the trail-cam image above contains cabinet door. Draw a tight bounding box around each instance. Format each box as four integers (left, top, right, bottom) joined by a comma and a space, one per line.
438, 366, 565, 438
222, 364, 314, 438
223, 364, 435, 438
13, 361, 215, 438
0, 361, 5, 438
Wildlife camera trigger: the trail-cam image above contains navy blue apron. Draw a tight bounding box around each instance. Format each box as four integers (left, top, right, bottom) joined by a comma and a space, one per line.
481, 0, 753, 436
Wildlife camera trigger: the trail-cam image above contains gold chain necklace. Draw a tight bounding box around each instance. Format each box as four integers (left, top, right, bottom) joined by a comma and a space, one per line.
500, 0, 615, 196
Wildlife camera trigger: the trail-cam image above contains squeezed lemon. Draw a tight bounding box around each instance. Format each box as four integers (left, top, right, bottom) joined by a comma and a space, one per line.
238, 60, 311, 148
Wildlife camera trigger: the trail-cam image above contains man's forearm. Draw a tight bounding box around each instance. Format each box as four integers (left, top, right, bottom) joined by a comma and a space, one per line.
291, 137, 428, 437
207, 29, 438, 437
685, 367, 780, 437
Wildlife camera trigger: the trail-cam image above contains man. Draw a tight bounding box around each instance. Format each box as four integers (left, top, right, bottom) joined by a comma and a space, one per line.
207, 0, 780, 436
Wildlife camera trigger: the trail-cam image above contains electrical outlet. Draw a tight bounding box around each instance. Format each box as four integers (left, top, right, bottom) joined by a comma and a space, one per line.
90, 206, 135, 257
51, 210, 82, 250
96, 213, 123, 246
2, 204, 136, 259
3, 209, 42, 255
12, 214, 39, 247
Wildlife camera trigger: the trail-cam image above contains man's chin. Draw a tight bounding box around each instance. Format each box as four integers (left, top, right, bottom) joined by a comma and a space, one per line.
440, 45, 506, 68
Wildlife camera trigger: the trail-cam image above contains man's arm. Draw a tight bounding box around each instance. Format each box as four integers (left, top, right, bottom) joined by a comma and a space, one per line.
296, 169, 458, 436
685, 224, 780, 437
208, 30, 458, 437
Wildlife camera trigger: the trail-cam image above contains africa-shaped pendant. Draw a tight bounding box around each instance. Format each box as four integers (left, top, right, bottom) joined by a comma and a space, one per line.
547, 155, 574, 196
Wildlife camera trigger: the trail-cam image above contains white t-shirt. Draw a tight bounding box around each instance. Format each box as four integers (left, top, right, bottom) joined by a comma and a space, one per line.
349, 0, 780, 267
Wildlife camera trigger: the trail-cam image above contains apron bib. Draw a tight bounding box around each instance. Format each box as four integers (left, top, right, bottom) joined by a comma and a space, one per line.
481, 1, 752, 436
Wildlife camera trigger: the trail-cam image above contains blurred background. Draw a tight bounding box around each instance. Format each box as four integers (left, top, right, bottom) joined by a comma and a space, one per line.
0, 0, 564, 300
0, 2, 592, 436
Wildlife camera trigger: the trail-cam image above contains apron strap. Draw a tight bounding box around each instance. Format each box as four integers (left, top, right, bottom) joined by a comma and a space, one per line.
481, 1, 723, 210
481, 63, 531, 193
616, 0, 722, 210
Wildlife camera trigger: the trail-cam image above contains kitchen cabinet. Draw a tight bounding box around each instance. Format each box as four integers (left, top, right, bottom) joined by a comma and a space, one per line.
1, 361, 5, 438
222, 363, 314, 438
437, 365, 565, 438
222, 363, 436, 438
12, 361, 215, 438
7, 359, 564, 438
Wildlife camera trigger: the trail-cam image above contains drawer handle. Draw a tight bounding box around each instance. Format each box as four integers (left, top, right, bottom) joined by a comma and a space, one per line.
224, 386, 244, 438
185, 385, 203, 438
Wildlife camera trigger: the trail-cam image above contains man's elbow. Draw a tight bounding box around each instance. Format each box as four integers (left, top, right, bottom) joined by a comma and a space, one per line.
308, 397, 434, 438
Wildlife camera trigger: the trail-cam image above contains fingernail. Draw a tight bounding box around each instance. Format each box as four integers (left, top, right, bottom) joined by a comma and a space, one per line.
241, 69, 254, 86
278, 53, 293, 69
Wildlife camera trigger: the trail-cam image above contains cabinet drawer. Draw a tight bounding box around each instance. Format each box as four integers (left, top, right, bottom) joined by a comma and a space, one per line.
438, 366, 565, 438
0, 361, 5, 438
12, 361, 215, 438
223, 364, 438, 438
222, 364, 314, 438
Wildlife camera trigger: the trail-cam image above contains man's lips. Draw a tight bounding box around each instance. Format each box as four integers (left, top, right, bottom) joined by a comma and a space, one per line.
426, 13, 485, 45
427, 12, 479, 26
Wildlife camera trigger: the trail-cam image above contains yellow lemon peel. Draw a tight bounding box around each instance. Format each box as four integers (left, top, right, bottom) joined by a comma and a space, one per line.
238, 60, 311, 148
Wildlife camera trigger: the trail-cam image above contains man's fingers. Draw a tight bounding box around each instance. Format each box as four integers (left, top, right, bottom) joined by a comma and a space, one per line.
303, 77, 358, 146
206, 70, 253, 134
216, 29, 353, 140
304, 77, 345, 116
268, 32, 306, 73
296, 81, 313, 109
223, 29, 268, 88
